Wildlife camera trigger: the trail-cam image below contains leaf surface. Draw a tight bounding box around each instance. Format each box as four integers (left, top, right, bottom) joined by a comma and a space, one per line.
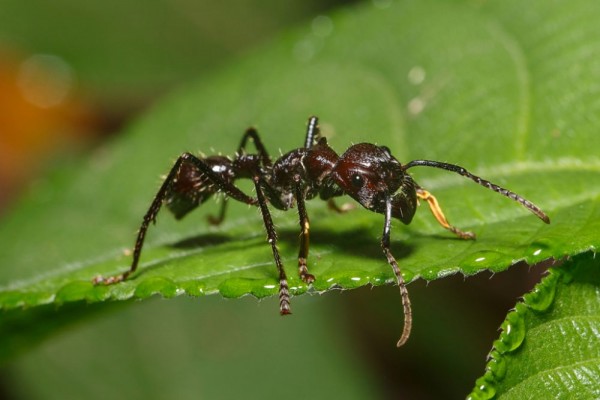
1, 0, 599, 358
469, 252, 600, 399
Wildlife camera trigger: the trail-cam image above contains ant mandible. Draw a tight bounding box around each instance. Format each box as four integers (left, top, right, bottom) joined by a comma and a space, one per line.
94, 116, 550, 347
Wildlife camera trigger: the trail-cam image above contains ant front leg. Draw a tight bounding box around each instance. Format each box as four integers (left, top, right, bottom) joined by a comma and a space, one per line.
294, 184, 315, 284
416, 187, 475, 240
382, 196, 412, 347
94, 152, 256, 285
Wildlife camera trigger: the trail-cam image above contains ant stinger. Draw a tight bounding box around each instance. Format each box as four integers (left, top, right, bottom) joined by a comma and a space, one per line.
94, 116, 550, 347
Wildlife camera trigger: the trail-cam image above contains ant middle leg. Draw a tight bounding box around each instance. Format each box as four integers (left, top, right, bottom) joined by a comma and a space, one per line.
294, 184, 315, 284
416, 187, 475, 240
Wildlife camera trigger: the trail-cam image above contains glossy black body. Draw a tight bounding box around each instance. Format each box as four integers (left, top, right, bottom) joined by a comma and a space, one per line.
95, 116, 550, 347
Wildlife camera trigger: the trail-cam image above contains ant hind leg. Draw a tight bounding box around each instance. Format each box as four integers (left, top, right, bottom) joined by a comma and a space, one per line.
93, 153, 256, 285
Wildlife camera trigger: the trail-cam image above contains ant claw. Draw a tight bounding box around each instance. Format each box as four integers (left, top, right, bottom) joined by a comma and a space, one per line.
206, 215, 224, 226
461, 231, 476, 240
92, 273, 126, 285
279, 303, 292, 315
451, 228, 476, 240
301, 273, 316, 284
298, 261, 315, 284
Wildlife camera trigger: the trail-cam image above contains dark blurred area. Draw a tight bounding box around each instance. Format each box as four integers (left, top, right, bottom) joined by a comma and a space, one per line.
344, 260, 551, 398
0, 0, 355, 215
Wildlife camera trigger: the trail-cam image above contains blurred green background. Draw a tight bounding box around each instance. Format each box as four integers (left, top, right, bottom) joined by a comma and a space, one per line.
0, 0, 549, 398
0, 0, 356, 212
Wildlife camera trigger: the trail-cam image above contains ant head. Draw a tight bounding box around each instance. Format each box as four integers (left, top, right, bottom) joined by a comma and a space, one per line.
332, 143, 405, 210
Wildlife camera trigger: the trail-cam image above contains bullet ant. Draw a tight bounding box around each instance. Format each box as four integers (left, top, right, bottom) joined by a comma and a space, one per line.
94, 116, 550, 347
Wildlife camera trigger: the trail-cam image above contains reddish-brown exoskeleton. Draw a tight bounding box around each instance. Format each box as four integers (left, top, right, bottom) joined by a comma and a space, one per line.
94, 116, 550, 347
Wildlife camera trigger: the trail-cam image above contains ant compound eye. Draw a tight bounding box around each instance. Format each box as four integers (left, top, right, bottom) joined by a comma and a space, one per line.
351, 173, 364, 188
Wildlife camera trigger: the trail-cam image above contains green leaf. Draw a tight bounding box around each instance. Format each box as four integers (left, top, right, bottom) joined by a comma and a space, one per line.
1, 0, 599, 358
0, 0, 332, 98
6, 295, 383, 400
468, 252, 600, 399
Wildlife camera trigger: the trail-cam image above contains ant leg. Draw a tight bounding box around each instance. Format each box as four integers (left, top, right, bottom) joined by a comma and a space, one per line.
326, 198, 356, 214
238, 127, 272, 168
203, 127, 271, 226
294, 184, 315, 284
303, 116, 320, 149
207, 197, 228, 226
416, 188, 475, 240
254, 178, 291, 315
94, 153, 256, 285
382, 196, 412, 347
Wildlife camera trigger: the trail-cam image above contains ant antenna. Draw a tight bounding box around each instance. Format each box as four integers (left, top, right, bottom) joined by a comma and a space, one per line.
403, 160, 550, 223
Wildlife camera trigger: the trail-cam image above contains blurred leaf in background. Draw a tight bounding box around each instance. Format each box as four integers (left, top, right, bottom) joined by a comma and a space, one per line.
0, 0, 350, 212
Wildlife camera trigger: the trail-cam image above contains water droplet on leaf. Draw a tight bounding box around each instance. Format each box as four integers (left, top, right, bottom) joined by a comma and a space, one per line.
498, 310, 526, 353
526, 271, 558, 311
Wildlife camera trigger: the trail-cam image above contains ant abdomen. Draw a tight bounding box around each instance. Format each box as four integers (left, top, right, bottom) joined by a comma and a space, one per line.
166, 155, 233, 219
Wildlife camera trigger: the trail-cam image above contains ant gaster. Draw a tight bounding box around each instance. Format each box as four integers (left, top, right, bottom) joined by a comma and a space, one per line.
94, 116, 550, 347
